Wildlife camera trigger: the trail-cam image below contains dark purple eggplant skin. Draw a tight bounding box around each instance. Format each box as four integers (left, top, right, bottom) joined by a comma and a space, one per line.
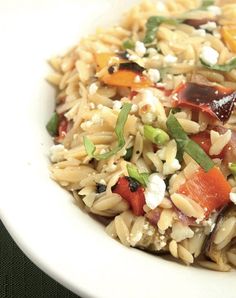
183, 18, 217, 29
203, 203, 235, 255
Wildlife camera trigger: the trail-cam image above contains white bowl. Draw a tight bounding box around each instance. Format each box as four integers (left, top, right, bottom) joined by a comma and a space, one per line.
0, 1, 235, 297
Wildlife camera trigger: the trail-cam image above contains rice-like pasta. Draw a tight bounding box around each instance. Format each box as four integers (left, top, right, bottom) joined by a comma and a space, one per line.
46, 0, 236, 271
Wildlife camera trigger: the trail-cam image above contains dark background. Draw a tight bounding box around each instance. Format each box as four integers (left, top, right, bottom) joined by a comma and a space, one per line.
0, 220, 81, 298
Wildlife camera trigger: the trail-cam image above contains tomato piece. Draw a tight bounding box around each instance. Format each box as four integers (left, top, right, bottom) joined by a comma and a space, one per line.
190, 131, 226, 159
178, 167, 231, 216
55, 117, 68, 142
221, 26, 236, 53
112, 177, 145, 216
172, 82, 236, 123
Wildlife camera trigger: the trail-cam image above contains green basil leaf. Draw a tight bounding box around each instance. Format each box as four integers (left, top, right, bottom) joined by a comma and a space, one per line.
127, 164, 149, 187
46, 112, 59, 136
124, 147, 133, 161
83, 136, 96, 157
83, 103, 132, 160
122, 39, 135, 50
200, 0, 215, 9
229, 163, 236, 177
144, 16, 183, 44
200, 57, 236, 72
166, 113, 214, 172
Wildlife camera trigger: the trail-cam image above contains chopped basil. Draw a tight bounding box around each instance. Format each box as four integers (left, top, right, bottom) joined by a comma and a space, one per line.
144, 125, 170, 146
127, 164, 149, 187
122, 39, 135, 50
200, 57, 236, 72
46, 112, 59, 137
83, 103, 132, 160
200, 0, 215, 9
124, 147, 133, 161
229, 163, 236, 177
143, 16, 183, 44
166, 113, 214, 172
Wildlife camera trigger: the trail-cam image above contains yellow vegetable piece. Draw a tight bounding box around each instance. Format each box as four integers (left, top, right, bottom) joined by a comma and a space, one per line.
221, 26, 236, 53
95, 53, 152, 88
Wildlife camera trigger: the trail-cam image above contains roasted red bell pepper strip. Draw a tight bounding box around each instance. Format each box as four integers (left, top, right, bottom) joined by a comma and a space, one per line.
178, 167, 231, 216
55, 117, 68, 142
172, 82, 236, 123
112, 177, 145, 216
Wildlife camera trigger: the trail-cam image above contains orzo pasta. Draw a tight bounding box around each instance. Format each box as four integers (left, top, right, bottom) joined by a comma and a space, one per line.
46, 0, 236, 271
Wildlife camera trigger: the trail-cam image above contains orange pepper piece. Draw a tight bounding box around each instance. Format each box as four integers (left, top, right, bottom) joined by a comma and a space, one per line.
221, 26, 236, 53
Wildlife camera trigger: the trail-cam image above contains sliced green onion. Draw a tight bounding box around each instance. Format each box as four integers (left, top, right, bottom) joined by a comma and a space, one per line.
229, 163, 236, 177
166, 113, 214, 172
200, 57, 236, 72
144, 16, 183, 44
144, 125, 170, 146
83, 103, 132, 160
46, 112, 59, 136
127, 164, 149, 187
124, 147, 133, 161
122, 39, 135, 50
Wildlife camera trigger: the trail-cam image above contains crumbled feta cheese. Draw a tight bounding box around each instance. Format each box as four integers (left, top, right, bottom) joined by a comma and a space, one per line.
88, 82, 98, 95
147, 69, 161, 83
91, 114, 103, 125
213, 29, 221, 39
131, 104, 138, 113
113, 100, 123, 111
156, 1, 166, 12
89, 102, 96, 109
99, 179, 107, 185
134, 75, 141, 83
200, 45, 219, 65
230, 192, 236, 205
49, 144, 67, 163
141, 112, 156, 124
163, 159, 181, 175
139, 89, 158, 112
164, 54, 177, 64
81, 120, 93, 130
147, 48, 158, 57
200, 21, 217, 32
97, 104, 104, 110
207, 5, 221, 16
193, 29, 206, 37
144, 173, 166, 209
135, 41, 146, 57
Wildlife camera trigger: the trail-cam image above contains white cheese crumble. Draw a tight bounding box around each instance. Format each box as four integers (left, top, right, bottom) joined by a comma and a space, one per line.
88, 82, 98, 95
207, 5, 222, 16
164, 54, 178, 64
113, 100, 123, 111
49, 144, 67, 163
135, 41, 146, 57
200, 45, 219, 65
134, 75, 141, 83
193, 29, 206, 37
200, 21, 217, 32
230, 192, 236, 205
144, 173, 166, 209
131, 104, 138, 113
139, 89, 158, 112
146, 69, 161, 83
163, 159, 181, 175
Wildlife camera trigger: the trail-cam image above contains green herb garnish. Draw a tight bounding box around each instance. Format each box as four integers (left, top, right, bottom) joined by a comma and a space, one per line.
122, 39, 135, 50
127, 164, 149, 187
124, 147, 133, 161
200, 0, 215, 9
200, 57, 236, 72
46, 112, 59, 136
143, 16, 183, 44
229, 163, 236, 177
83, 103, 132, 160
166, 113, 214, 172
144, 125, 170, 146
